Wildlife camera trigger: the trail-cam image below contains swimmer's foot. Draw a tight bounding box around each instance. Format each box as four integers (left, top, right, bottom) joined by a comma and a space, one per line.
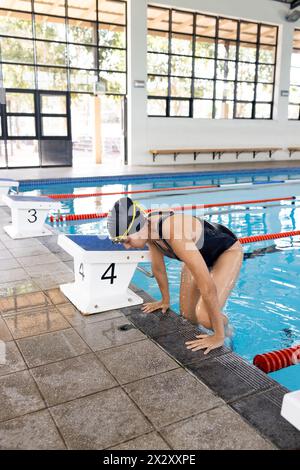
224, 324, 234, 350
224, 323, 234, 338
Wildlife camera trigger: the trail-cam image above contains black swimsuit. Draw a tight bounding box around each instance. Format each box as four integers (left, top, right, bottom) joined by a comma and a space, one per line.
149, 211, 238, 268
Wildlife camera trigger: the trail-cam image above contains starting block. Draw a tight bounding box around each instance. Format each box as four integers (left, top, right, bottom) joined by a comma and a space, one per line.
281, 390, 300, 431
58, 234, 151, 315
3, 194, 60, 239
0, 179, 19, 206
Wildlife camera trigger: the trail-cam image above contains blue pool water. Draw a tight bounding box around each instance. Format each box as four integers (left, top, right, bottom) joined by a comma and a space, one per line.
20, 169, 300, 225
20, 169, 300, 391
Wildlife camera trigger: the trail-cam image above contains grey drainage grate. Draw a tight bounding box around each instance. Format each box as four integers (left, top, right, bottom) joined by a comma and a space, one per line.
216, 353, 277, 391
263, 386, 288, 408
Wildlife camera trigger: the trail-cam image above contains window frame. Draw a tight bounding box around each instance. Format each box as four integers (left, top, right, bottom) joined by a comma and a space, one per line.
0, 1, 128, 97
147, 5, 278, 119
289, 28, 300, 121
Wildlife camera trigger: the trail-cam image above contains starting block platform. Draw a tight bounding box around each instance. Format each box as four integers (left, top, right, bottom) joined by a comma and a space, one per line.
3, 194, 60, 239
58, 234, 151, 315
281, 390, 300, 431
0, 179, 19, 206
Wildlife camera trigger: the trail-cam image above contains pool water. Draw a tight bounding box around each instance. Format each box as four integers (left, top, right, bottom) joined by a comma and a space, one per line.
20, 169, 300, 391
21, 170, 300, 225
131, 202, 300, 391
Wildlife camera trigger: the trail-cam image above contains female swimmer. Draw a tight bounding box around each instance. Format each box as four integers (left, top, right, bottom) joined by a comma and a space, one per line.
107, 197, 243, 354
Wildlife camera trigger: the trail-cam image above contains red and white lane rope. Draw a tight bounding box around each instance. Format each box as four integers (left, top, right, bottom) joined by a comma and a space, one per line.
239, 229, 300, 245
49, 196, 295, 223
254, 345, 300, 373
45, 178, 300, 200
46, 184, 217, 199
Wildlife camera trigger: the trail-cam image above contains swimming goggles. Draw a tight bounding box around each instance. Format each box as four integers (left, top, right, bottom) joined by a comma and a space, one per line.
111, 201, 146, 244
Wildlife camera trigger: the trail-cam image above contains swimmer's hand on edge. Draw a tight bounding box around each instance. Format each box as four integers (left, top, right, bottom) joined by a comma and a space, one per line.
141, 300, 170, 314
185, 334, 225, 355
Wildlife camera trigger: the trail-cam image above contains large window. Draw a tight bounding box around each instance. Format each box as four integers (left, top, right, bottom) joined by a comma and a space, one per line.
289, 29, 300, 120
0, 1, 127, 95
0, 0, 127, 167
147, 6, 278, 119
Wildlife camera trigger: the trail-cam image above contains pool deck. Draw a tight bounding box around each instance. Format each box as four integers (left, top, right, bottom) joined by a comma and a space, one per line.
1, 159, 300, 182
0, 206, 300, 449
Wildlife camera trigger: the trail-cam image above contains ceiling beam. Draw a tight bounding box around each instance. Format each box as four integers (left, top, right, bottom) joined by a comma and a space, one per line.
148, 10, 169, 29
38, 1, 63, 24
172, 17, 193, 33
291, 0, 300, 9
7, 0, 17, 17
79, 0, 96, 19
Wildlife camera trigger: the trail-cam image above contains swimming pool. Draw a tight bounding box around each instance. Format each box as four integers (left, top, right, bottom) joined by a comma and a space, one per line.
20, 168, 300, 391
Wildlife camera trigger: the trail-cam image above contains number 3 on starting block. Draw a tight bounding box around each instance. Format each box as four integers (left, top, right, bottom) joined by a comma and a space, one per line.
3, 195, 60, 239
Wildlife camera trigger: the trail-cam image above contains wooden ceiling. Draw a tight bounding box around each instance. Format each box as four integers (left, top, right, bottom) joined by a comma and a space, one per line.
0, 0, 126, 23
147, 8, 277, 45
0, 0, 296, 47
294, 28, 300, 48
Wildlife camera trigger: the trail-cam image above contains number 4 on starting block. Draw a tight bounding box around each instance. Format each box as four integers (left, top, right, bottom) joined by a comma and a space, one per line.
3, 195, 61, 239
58, 234, 151, 315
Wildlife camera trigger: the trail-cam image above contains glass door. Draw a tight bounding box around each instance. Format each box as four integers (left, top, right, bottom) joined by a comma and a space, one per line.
38, 90, 72, 166
0, 87, 6, 168
5, 89, 39, 167
0, 89, 72, 168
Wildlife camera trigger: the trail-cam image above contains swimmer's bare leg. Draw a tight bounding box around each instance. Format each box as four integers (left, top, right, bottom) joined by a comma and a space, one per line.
195, 241, 243, 331
179, 263, 200, 323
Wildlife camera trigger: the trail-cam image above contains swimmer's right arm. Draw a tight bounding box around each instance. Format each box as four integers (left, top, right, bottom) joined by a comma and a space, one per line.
141, 243, 170, 314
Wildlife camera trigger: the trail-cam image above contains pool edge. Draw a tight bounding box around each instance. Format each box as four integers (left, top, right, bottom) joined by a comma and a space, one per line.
127, 284, 300, 450
19, 165, 300, 187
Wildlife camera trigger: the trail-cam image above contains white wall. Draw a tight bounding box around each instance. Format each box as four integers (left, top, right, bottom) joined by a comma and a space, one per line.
127, 0, 300, 166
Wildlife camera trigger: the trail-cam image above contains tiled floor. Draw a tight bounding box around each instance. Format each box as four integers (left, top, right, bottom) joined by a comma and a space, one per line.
0, 205, 293, 450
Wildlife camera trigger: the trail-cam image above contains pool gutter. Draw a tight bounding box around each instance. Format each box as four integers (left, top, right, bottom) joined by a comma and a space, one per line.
19, 165, 300, 187
126, 285, 300, 450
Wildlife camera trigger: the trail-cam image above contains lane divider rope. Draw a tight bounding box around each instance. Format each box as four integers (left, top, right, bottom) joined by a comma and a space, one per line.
49, 196, 295, 223
238, 229, 300, 244
45, 178, 300, 200
253, 345, 300, 373
46, 184, 217, 199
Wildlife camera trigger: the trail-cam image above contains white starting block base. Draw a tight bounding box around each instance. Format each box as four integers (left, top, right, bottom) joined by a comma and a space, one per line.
58, 234, 150, 315
3, 194, 60, 239
61, 284, 144, 315
4, 223, 53, 239
0, 179, 19, 206
281, 390, 300, 431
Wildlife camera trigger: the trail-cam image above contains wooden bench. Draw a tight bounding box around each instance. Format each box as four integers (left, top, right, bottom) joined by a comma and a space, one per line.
150, 147, 281, 162
288, 147, 300, 158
